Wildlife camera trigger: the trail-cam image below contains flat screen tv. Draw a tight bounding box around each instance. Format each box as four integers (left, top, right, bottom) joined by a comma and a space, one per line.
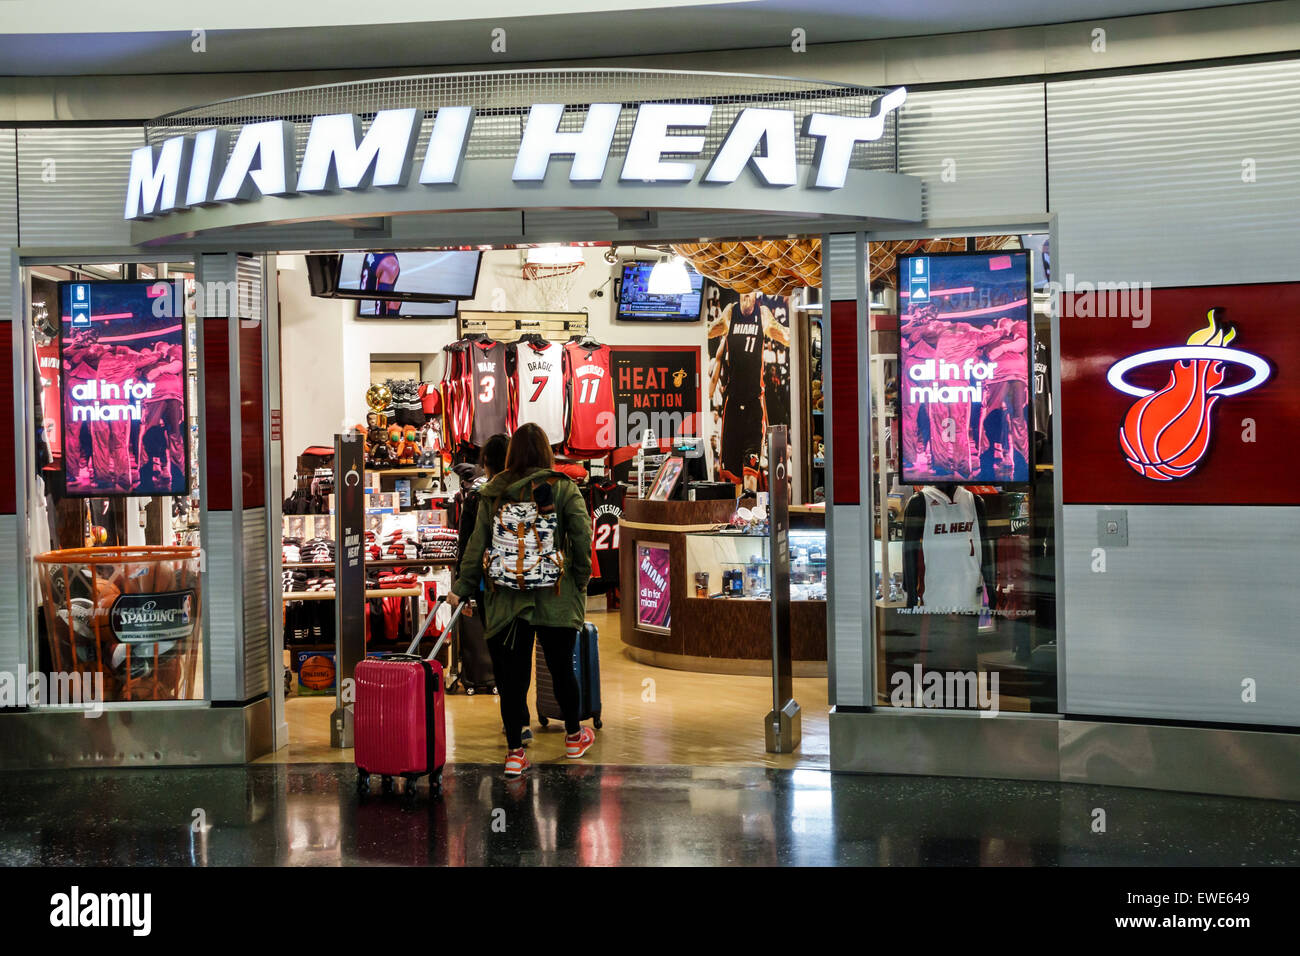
617, 261, 704, 321
356, 298, 458, 318
335, 250, 482, 302
58, 279, 191, 498
896, 250, 1033, 485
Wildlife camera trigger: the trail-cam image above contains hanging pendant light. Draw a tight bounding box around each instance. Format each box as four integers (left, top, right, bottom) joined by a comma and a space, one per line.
647, 255, 692, 295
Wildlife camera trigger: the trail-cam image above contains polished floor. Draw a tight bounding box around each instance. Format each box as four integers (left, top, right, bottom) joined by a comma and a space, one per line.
264, 609, 831, 769
1, 761, 1296, 866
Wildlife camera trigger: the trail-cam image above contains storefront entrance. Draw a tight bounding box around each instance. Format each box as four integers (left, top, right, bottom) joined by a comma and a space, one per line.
4, 68, 921, 771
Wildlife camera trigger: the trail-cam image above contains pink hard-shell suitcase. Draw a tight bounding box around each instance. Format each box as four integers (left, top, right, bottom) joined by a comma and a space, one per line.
354, 599, 466, 801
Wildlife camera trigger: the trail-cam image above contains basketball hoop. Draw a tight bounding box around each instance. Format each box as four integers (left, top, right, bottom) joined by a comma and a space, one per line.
521, 260, 586, 312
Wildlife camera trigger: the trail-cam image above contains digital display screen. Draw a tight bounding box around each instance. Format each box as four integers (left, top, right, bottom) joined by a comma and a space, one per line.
336, 250, 481, 303
59, 280, 190, 498
898, 251, 1033, 484
356, 299, 458, 318
617, 261, 704, 321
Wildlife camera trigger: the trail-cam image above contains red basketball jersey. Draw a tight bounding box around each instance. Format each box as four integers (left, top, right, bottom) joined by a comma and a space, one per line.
564, 342, 616, 457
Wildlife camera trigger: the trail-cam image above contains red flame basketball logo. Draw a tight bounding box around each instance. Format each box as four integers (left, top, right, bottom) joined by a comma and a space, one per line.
1107, 310, 1270, 482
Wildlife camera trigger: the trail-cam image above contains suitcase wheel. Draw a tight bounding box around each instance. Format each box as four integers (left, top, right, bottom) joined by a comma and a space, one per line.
539, 716, 549, 728
430, 769, 444, 799
466, 686, 476, 696
492, 686, 499, 696
356, 769, 370, 795
594, 716, 603, 730
381, 775, 396, 795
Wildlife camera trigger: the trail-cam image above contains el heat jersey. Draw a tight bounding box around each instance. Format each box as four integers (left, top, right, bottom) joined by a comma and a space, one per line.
513, 340, 565, 445
469, 340, 511, 448
918, 485, 983, 612
564, 342, 616, 457
588, 480, 625, 590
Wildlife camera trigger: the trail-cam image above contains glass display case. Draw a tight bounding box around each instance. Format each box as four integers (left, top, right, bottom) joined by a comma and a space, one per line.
684, 527, 827, 602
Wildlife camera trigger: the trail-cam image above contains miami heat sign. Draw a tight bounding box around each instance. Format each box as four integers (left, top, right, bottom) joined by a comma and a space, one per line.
1108, 310, 1270, 481
124, 91, 908, 221
1060, 283, 1296, 506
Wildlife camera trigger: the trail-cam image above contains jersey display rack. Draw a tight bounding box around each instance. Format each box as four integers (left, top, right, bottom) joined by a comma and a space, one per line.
437, 329, 618, 460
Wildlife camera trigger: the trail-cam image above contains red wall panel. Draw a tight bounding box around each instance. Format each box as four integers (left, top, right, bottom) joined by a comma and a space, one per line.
1060, 282, 1300, 505
203, 319, 232, 512
239, 324, 265, 510
0, 323, 14, 515
829, 300, 860, 505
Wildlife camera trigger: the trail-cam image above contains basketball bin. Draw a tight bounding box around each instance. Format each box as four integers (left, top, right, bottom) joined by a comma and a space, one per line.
35, 546, 203, 702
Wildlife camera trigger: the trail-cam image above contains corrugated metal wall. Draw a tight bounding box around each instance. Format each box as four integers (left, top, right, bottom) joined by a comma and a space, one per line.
14, 127, 143, 248
0, 131, 16, 322
1063, 507, 1300, 726
1047, 58, 1300, 728
899, 83, 1048, 222
1047, 59, 1300, 286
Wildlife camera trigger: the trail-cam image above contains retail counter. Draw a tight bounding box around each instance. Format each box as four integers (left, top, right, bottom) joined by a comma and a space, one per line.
619, 498, 828, 676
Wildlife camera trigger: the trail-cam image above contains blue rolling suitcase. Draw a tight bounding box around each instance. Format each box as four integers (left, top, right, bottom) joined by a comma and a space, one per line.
535, 622, 603, 730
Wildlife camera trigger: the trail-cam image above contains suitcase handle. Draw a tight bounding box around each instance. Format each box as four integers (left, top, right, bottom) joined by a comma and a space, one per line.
406, 597, 470, 660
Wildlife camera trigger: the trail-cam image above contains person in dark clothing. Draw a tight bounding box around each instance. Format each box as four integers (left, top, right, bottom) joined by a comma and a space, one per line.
456, 434, 509, 557
449, 423, 594, 778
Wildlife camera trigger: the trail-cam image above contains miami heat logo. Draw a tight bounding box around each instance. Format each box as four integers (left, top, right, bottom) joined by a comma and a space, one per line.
1106, 310, 1270, 481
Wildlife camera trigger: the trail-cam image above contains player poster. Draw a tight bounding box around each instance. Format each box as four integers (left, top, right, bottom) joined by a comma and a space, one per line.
898, 252, 1032, 484
60, 281, 190, 497
705, 283, 791, 490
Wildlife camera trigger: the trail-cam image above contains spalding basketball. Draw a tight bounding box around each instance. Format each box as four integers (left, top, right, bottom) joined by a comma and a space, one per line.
299, 655, 336, 690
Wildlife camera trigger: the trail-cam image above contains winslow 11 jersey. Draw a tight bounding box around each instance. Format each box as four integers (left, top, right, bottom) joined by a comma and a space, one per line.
564, 341, 616, 457
512, 340, 566, 445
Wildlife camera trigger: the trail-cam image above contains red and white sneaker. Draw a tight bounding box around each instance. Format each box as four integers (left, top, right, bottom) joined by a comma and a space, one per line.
565, 726, 596, 759
504, 748, 531, 777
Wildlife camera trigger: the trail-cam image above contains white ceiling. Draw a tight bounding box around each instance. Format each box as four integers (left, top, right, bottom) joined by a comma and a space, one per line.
0, 1, 1259, 75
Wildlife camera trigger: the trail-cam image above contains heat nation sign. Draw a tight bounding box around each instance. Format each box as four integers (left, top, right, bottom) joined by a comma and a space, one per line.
124, 89, 907, 220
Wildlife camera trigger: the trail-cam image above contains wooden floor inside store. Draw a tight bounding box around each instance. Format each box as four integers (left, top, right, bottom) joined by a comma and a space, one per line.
258, 609, 829, 769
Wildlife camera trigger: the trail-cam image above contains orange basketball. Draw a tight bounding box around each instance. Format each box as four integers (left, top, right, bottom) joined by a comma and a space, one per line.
299, 655, 336, 690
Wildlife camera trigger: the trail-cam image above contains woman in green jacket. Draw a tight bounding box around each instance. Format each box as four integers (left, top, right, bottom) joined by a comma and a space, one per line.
447, 423, 596, 777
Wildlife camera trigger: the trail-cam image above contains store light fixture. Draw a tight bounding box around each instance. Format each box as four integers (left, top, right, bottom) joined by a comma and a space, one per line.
525, 245, 585, 266
647, 255, 692, 295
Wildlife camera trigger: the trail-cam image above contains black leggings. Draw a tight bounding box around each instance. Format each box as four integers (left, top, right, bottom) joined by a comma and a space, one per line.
488, 620, 581, 749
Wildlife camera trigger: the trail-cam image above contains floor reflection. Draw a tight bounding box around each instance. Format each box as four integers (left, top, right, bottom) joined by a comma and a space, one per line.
0, 763, 1295, 866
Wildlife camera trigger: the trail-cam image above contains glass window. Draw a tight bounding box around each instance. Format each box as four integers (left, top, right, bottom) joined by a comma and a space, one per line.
25, 264, 205, 707
870, 238, 1058, 715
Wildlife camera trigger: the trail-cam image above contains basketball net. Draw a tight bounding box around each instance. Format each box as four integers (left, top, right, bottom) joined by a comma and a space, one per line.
522, 260, 585, 312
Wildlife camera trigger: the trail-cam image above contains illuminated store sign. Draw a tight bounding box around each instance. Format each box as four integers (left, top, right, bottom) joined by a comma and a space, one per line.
1107, 310, 1270, 481
124, 89, 907, 220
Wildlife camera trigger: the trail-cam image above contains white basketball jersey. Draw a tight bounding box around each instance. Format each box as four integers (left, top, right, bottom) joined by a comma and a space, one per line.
515, 341, 566, 444
919, 485, 983, 611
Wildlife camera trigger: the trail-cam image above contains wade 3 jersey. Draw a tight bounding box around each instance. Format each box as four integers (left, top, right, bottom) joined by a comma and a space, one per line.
564, 342, 616, 457
513, 340, 565, 445
918, 485, 983, 612
469, 340, 510, 448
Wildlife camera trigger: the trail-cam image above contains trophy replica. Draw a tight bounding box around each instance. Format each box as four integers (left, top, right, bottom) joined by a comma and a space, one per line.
364, 383, 394, 468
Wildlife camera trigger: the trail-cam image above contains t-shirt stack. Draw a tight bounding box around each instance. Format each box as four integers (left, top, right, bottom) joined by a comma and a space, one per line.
383, 529, 419, 561
302, 537, 335, 564
282, 537, 302, 563
284, 568, 335, 644
419, 526, 459, 561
